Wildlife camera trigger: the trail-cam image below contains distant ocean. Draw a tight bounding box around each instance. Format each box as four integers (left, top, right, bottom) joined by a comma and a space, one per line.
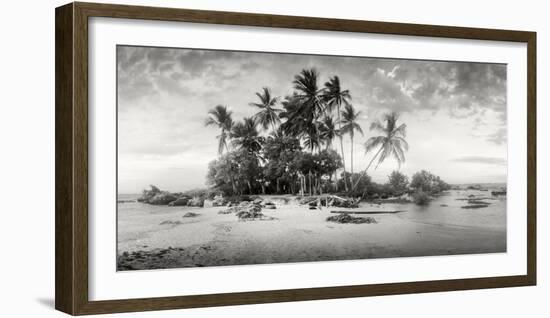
118, 193, 140, 201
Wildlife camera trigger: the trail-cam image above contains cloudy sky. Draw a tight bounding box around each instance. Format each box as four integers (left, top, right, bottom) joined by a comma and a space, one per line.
117, 45, 507, 194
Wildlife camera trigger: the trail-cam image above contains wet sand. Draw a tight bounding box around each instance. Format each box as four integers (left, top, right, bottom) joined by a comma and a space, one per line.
117, 195, 506, 271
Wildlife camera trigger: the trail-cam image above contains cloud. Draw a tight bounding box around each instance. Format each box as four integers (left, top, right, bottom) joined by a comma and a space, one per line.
486, 127, 507, 145
452, 156, 506, 165
116, 45, 508, 191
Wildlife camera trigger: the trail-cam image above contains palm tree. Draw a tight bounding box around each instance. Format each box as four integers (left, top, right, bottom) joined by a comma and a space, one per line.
204, 105, 234, 155
323, 76, 351, 190
291, 69, 326, 195
293, 69, 326, 118
351, 112, 408, 191
302, 121, 322, 152
230, 117, 264, 154
287, 69, 326, 153
340, 104, 363, 187
319, 116, 338, 150
319, 116, 340, 191
249, 87, 281, 132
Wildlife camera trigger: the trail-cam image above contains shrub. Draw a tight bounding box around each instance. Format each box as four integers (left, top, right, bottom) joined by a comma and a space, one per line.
410, 170, 451, 194
338, 172, 373, 197
387, 171, 409, 195
412, 191, 431, 206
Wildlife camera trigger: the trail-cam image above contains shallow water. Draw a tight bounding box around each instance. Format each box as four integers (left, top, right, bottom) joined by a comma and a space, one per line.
119, 189, 506, 229
359, 189, 506, 231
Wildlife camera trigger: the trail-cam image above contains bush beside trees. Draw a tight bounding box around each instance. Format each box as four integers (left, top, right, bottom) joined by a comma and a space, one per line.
410, 170, 451, 194
412, 191, 430, 205
387, 170, 409, 196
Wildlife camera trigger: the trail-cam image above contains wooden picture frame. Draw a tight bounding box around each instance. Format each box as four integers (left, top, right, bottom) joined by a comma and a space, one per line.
55, 2, 536, 315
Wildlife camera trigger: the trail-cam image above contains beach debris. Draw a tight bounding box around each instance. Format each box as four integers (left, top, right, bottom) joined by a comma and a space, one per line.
330, 210, 404, 215
159, 220, 183, 225
491, 190, 507, 196
327, 195, 360, 208
236, 202, 263, 219
218, 202, 251, 214
467, 199, 491, 205
299, 197, 317, 205
461, 204, 490, 209
326, 213, 377, 224
300, 195, 359, 208
455, 197, 497, 201
459, 198, 493, 210
218, 200, 269, 219
234, 201, 275, 220
236, 209, 264, 220
182, 212, 200, 218
263, 202, 276, 209
218, 205, 243, 214
168, 197, 190, 206
440, 204, 448, 207
309, 201, 320, 208
212, 195, 227, 206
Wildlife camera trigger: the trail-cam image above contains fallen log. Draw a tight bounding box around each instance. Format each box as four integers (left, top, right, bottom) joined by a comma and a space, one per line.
330, 210, 405, 214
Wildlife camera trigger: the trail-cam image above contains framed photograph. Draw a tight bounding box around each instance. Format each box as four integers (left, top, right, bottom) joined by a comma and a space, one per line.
55, 2, 536, 315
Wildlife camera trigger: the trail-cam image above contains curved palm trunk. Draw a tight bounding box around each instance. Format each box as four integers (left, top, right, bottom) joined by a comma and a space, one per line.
336, 105, 349, 191
351, 145, 384, 191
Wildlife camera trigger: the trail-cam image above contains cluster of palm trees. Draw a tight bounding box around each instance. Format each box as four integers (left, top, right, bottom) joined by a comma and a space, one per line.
205, 67, 408, 195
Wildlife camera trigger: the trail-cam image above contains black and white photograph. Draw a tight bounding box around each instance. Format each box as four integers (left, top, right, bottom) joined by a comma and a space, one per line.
116, 45, 507, 271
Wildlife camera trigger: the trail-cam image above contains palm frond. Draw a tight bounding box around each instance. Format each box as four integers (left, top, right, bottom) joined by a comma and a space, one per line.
353, 122, 364, 136
391, 142, 406, 166
392, 123, 407, 138
364, 136, 386, 153
393, 136, 409, 151
376, 144, 392, 169
204, 117, 217, 127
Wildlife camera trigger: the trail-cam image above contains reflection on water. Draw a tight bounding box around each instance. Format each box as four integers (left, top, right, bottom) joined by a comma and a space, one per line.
360, 189, 506, 230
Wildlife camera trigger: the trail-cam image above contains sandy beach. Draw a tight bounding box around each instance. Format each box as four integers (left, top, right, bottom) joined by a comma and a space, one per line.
117, 190, 506, 270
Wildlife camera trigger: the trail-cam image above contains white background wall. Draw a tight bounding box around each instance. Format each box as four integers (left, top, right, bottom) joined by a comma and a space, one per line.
0, 0, 547, 316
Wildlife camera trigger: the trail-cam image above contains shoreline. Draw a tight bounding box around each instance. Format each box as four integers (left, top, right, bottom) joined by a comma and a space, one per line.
117, 192, 506, 271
